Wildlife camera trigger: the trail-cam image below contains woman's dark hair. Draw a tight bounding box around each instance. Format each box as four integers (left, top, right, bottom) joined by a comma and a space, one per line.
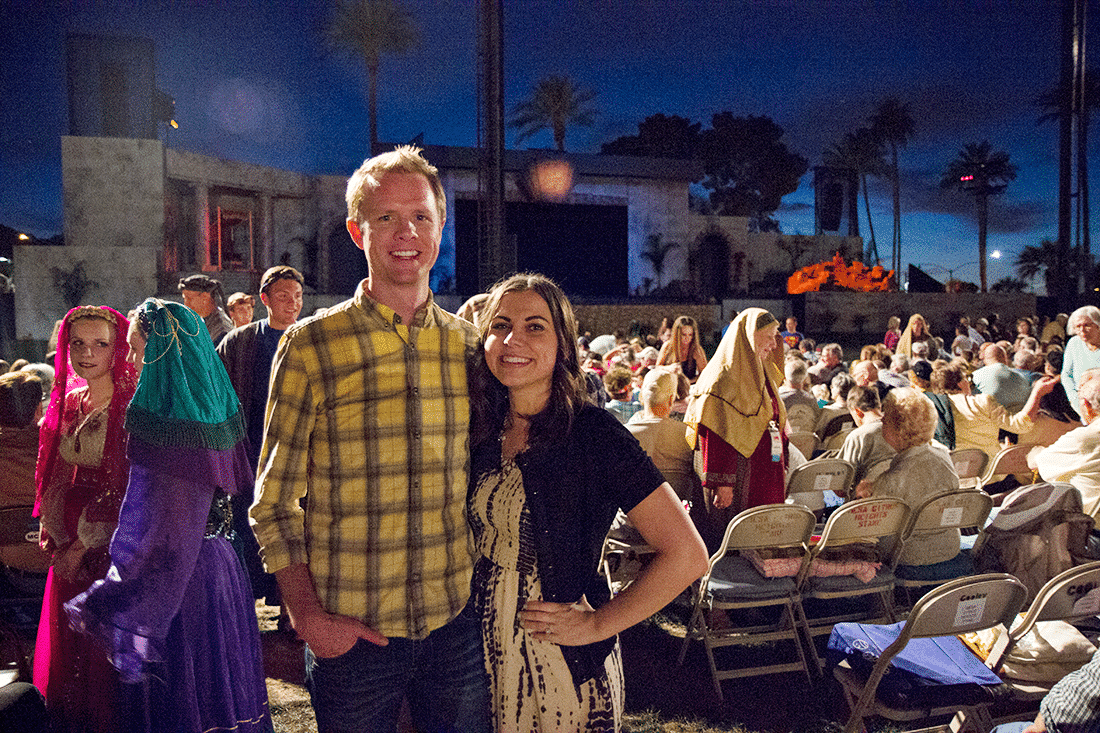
932, 361, 967, 393
470, 273, 588, 450
1045, 350, 1064, 375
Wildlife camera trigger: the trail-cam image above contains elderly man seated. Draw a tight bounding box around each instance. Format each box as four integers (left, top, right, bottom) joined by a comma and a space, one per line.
626, 369, 694, 501
1030, 370, 1100, 523
973, 342, 1033, 411
808, 343, 846, 386
850, 358, 891, 402
779, 357, 821, 435
855, 388, 970, 577
837, 385, 896, 488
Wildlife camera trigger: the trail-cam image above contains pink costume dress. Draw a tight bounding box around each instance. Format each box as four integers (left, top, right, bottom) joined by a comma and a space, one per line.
33, 306, 137, 733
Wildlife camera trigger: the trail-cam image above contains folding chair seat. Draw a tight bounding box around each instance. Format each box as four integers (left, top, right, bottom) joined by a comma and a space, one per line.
785, 457, 855, 517
677, 503, 816, 700
600, 511, 655, 593
797, 497, 910, 671
895, 489, 994, 611
951, 448, 990, 489
832, 573, 1028, 733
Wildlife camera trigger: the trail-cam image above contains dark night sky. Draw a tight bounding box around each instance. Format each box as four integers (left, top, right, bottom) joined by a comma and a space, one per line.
2, 0, 1096, 291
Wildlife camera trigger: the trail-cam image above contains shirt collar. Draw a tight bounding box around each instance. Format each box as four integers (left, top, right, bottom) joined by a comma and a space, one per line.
354, 280, 437, 329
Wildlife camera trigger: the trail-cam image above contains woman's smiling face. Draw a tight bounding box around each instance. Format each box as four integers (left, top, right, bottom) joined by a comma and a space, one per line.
484, 289, 558, 405
68, 317, 115, 383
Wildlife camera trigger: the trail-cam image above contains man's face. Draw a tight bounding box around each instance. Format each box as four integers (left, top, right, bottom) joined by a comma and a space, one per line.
348, 171, 443, 293
786, 317, 797, 333
180, 288, 214, 318
853, 362, 878, 386
823, 350, 840, 368
261, 278, 304, 330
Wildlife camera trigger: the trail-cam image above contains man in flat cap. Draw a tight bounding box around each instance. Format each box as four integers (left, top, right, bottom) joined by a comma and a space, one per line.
179, 273, 234, 345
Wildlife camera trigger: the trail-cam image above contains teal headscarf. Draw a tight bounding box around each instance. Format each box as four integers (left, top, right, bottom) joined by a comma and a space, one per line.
125, 298, 245, 450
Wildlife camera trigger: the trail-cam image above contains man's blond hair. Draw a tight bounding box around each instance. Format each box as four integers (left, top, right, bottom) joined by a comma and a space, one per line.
345, 145, 446, 224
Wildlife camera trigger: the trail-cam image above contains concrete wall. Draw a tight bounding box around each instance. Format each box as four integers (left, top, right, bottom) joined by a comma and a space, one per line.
803, 291, 1038, 339
572, 303, 722, 343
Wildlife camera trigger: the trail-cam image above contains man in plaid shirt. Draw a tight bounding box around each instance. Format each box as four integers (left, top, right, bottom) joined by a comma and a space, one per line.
252, 146, 489, 732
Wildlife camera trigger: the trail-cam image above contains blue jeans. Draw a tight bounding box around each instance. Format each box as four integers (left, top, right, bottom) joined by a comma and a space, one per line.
305, 603, 490, 733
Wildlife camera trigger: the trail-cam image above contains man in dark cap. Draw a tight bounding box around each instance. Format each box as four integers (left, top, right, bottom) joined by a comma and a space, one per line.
178, 273, 234, 345
216, 265, 305, 605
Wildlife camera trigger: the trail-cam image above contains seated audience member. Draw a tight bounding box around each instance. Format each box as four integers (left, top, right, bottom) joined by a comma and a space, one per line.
990, 645, 1100, 733
0, 370, 44, 508
799, 338, 818, 364
808, 343, 845, 386
626, 369, 694, 501
856, 388, 968, 572
911, 339, 931, 363
973, 343, 1033, 410
669, 371, 691, 420
837, 385, 896, 487
1012, 348, 1042, 384
911, 359, 955, 448
961, 315, 985, 347
1030, 373, 1100, 523
779, 358, 821, 434
604, 365, 642, 424
587, 331, 618, 356
951, 324, 974, 358
934, 360, 1057, 462
17, 362, 54, 404
815, 372, 856, 441
850, 358, 891, 402
883, 315, 902, 351
226, 291, 255, 329
810, 383, 830, 406
881, 353, 912, 389
1040, 312, 1069, 346
638, 346, 660, 369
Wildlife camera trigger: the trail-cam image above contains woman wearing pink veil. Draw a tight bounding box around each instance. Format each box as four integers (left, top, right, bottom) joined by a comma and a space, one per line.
33, 305, 137, 732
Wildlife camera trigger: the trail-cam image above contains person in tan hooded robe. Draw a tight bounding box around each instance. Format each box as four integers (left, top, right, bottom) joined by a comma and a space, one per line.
684, 308, 786, 551
895, 313, 940, 361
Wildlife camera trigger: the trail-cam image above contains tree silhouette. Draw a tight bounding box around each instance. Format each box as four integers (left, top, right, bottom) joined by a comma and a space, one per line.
509, 75, 596, 151
1016, 238, 1077, 295
941, 141, 1018, 292
697, 113, 807, 222
824, 127, 886, 263
326, 0, 418, 149
639, 233, 680, 291
601, 113, 700, 159
869, 98, 915, 274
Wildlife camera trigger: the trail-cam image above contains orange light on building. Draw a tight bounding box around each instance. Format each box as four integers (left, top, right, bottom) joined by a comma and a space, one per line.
528, 159, 574, 201
788, 253, 895, 293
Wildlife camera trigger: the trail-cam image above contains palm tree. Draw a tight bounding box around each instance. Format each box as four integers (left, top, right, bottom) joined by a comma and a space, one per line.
941, 141, 1018, 292
1016, 238, 1079, 296
639, 233, 680, 291
326, 0, 418, 150
869, 98, 915, 275
824, 127, 886, 263
509, 75, 596, 151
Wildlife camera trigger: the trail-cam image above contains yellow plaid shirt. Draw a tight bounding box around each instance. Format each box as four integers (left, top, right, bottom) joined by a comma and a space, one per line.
251, 284, 478, 640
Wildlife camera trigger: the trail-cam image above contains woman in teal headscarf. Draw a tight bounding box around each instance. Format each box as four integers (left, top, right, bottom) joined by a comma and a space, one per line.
66, 299, 272, 733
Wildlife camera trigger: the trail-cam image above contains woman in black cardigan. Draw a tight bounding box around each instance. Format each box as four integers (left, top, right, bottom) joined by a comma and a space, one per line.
468, 273, 707, 732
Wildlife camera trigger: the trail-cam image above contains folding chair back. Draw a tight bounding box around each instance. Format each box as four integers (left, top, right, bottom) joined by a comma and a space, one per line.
787, 430, 819, 460
0, 505, 49, 576
978, 445, 1034, 489
904, 489, 993, 537
836, 573, 1028, 733
951, 448, 989, 488
785, 457, 855, 502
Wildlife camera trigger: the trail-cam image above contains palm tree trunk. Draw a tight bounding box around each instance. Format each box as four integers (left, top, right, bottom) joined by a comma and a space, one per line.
978, 192, 989, 292
891, 144, 901, 274
368, 57, 379, 151
861, 173, 878, 263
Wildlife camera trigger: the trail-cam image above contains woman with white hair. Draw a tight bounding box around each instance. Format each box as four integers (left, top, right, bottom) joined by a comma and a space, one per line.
1062, 306, 1100, 408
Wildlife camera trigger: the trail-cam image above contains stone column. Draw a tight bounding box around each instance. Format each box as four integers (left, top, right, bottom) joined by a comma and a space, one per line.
260, 192, 274, 271
195, 182, 210, 270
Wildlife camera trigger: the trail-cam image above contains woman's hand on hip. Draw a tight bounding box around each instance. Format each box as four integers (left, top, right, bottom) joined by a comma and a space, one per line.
520, 596, 599, 647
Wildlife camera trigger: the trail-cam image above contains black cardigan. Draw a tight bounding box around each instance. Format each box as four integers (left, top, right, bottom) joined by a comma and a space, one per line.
470, 403, 666, 683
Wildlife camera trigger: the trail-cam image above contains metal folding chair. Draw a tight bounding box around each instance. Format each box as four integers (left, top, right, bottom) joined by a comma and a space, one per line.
895, 489, 994, 611
833, 573, 1028, 733
677, 503, 817, 700
951, 448, 990, 489
798, 497, 910, 672
785, 457, 856, 507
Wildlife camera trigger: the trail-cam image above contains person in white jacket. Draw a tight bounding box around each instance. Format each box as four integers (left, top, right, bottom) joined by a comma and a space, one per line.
1031, 369, 1100, 523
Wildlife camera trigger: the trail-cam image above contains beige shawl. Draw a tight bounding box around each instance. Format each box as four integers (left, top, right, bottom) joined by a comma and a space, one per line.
684, 308, 785, 456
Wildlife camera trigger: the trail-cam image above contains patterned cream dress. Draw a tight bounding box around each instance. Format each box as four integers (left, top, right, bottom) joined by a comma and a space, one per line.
470, 457, 624, 733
